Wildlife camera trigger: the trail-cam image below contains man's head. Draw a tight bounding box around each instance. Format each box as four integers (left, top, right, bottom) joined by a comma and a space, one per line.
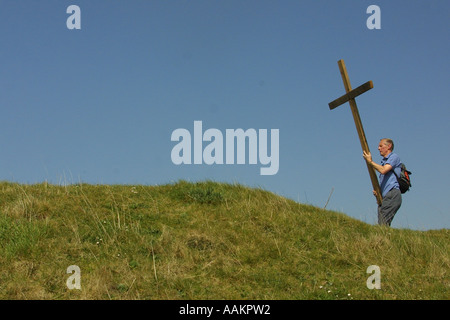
378, 138, 394, 157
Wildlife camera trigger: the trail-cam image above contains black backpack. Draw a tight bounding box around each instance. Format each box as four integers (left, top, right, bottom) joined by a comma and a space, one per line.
393, 163, 412, 193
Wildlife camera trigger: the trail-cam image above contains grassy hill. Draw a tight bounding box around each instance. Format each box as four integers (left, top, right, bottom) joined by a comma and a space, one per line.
0, 180, 448, 300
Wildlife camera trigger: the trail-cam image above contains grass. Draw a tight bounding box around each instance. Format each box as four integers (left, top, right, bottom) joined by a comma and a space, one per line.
0, 180, 448, 300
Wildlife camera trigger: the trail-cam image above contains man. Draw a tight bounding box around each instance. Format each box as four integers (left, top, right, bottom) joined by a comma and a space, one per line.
363, 138, 402, 226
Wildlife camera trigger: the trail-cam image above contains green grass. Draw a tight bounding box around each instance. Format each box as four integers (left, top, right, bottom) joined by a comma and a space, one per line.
0, 180, 448, 299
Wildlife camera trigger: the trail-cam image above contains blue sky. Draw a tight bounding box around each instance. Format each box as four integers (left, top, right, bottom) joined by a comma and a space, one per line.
0, 0, 448, 230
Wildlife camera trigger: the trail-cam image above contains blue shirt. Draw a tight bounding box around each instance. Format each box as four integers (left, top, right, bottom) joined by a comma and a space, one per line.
379, 152, 402, 198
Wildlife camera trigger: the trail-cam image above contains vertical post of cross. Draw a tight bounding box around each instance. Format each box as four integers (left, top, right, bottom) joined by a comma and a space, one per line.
328, 59, 383, 206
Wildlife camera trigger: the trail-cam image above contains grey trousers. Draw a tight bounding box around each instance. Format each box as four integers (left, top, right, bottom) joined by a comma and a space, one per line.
378, 188, 402, 226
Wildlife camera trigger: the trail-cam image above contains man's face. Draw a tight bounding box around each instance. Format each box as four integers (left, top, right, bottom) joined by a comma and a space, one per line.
378, 141, 391, 157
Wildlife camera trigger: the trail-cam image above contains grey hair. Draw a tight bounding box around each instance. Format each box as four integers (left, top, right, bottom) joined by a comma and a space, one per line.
380, 138, 394, 151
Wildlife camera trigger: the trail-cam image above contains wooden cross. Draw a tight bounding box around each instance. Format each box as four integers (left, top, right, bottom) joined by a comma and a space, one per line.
328, 59, 382, 206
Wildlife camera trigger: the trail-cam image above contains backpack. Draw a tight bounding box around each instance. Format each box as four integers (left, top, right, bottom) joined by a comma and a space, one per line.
393, 163, 412, 193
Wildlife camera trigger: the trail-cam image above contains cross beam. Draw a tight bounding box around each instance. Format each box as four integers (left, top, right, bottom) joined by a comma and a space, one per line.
328, 59, 382, 206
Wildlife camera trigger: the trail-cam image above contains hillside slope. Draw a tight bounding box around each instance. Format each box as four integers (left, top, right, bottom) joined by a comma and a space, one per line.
0, 180, 448, 299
